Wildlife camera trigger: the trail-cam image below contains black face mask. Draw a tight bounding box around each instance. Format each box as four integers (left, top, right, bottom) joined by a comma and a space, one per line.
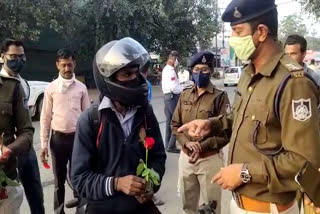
6, 58, 25, 74
117, 78, 140, 88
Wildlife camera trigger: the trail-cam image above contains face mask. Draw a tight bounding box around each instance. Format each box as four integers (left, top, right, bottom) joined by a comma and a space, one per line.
174, 59, 179, 68
6, 58, 25, 73
192, 72, 210, 88
118, 78, 140, 88
229, 35, 256, 61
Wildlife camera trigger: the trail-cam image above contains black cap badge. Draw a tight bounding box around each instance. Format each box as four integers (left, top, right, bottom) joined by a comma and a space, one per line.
202, 56, 207, 63
233, 7, 242, 19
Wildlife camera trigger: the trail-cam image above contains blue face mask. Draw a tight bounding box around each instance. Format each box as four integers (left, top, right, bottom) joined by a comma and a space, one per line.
192, 72, 210, 88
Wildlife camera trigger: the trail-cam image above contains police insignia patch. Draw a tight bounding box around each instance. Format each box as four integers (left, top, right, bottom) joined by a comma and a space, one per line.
202, 56, 207, 63
292, 98, 311, 121
233, 7, 242, 18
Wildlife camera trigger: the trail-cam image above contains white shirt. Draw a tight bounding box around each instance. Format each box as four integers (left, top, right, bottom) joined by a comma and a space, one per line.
99, 96, 137, 138
178, 70, 190, 83
161, 64, 183, 94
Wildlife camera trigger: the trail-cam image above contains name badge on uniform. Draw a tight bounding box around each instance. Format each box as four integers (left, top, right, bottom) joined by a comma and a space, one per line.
292, 98, 312, 122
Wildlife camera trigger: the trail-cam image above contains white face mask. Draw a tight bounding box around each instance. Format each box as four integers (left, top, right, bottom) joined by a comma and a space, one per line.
229, 35, 256, 61
174, 59, 179, 68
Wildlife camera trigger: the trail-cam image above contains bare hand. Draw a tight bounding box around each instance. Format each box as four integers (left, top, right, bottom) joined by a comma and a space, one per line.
40, 148, 49, 165
116, 175, 146, 196
177, 119, 212, 138
304, 168, 320, 213
188, 151, 200, 164
0, 146, 12, 163
185, 142, 202, 153
212, 164, 244, 191
135, 191, 154, 204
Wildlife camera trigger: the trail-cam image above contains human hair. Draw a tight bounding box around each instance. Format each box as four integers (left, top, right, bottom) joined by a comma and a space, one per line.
169, 50, 179, 59
311, 59, 315, 64
284, 34, 307, 53
1, 39, 25, 54
248, 8, 278, 40
56, 48, 75, 62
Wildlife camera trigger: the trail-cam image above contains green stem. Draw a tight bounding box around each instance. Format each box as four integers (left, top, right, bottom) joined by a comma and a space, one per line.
146, 149, 148, 168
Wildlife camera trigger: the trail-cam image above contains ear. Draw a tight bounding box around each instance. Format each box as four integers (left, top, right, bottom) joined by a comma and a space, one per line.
256, 24, 269, 42
56, 61, 59, 69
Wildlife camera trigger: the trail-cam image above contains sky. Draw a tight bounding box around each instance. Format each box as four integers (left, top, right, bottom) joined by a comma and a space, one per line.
219, 0, 320, 37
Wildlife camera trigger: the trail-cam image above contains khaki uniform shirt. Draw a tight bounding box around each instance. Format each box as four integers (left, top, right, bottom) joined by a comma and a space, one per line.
0, 75, 34, 179
172, 83, 232, 152
228, 47, 320, 204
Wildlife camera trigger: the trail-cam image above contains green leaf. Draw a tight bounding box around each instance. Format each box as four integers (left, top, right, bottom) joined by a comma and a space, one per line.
5, 177, 19, 186
149, 168, 160, 181
142, 168, 150, 177
150, 176, 160, 186
136, 162, 145, 176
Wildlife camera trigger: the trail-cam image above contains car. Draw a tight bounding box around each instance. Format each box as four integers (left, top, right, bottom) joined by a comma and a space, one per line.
28, 81, 49, 120
223, 66, 243, 87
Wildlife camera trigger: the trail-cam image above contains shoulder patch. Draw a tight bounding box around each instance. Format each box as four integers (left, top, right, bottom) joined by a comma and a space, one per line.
292, 98, 312, 122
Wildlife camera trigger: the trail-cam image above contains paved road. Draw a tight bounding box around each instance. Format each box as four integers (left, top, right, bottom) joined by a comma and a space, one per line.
20, 79, 237, 214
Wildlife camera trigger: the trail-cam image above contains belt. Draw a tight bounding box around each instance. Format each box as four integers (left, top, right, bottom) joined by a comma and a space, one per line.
52, 130, 75, 137
182, 148, 217, 158
232, 192, 295, 213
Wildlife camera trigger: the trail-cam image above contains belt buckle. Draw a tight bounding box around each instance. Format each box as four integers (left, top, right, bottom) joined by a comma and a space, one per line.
232, 192, 244, 209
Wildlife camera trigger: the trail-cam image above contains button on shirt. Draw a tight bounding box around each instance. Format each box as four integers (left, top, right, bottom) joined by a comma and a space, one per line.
161, 64, 183, 94
40, 79, 90, 149
98, 97, 137, 138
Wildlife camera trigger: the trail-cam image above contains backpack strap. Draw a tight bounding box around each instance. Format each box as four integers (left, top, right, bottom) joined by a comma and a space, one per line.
89, 103, 104, 149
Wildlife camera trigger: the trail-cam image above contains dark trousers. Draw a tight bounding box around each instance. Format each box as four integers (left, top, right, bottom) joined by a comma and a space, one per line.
164, 93, 180, 149
18, 147, 45, 214
50, 131, 77, 214
86, 201, 161, 214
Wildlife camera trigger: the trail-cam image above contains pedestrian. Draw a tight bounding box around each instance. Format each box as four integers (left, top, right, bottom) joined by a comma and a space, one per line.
0, 39, 34, 214
309, 59, 318, 71
172, 51, 232, 214
40, 49, 90, 214
1, 39, 45, 214
285, 34, 320, 85
177, 0, 320, 213
71, 37, 166, 214
162, 51, 183, 153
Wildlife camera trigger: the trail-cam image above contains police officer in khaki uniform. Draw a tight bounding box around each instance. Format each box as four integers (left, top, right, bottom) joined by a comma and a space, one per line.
172, 51, 231, 214
0, 43, 34, 213
177, 0, 320, 213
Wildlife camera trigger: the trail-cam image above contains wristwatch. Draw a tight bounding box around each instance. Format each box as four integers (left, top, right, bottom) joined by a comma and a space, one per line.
240, 163, 252, 183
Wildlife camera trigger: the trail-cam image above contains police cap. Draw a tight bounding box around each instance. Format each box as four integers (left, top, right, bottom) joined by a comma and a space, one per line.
222, 0, 277, 26
189, 51, 214, 68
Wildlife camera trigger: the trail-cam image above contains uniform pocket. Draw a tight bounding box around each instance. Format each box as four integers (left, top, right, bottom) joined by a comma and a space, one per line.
247, 106, 269, 144
198, 105, 213, 119
0, 103, 13, 116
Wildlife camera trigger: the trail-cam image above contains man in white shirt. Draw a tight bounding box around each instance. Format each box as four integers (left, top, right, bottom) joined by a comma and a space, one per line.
161, 51, 183, 153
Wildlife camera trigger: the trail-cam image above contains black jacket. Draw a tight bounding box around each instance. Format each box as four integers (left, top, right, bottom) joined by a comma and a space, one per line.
71, 104, 166, 213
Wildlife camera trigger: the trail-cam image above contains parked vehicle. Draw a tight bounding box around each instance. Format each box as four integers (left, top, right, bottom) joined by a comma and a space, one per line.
223, 66, 243, 86
28, 81, 49, 120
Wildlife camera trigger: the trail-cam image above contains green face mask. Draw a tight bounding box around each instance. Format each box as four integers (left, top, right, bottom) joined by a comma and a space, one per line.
229, 35, 256, 61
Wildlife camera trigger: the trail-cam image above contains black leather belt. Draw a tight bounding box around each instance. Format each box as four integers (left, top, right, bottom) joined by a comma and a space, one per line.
52, 130, 75, 137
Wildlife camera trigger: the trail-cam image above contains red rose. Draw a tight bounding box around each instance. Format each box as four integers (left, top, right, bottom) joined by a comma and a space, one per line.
0, 188, 8, 200
144, 137, 155, 150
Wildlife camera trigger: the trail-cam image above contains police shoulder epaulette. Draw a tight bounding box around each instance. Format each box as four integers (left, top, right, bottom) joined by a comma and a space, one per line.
290, 71, 305, 78
280, 55, 304, 72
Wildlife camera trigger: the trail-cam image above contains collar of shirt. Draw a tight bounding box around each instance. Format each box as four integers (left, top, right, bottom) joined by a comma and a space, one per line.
0, 67, 20, 81
99, 96, 137, 125
245, 44, 284, 77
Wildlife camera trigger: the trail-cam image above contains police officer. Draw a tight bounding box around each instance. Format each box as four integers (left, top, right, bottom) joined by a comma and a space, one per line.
162, 51, 183, 153
172, 51, 231, 214
0, 40, 34, 213
71, 37, 166, 214
1, 39, 45, 214
178, 0, 320, 213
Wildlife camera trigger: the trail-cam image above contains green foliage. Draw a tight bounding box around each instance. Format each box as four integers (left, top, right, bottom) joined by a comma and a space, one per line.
279, 14, 308, 41
298, 0, 320, 18
136, 159, 160, 186
0, 169, 19, 188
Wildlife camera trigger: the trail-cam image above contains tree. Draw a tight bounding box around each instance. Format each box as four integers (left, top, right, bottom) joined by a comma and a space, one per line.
298, 0, 320, 18
279, 14, 308, 41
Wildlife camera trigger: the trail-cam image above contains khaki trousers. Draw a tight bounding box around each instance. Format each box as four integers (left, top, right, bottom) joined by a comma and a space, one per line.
0, 185, 23, 214
179, 151, 222, 214
230, 198, 299, 214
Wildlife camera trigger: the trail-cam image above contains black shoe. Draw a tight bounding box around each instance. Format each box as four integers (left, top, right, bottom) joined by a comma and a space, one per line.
65, 198, 80, 208
166, 148, 180, 153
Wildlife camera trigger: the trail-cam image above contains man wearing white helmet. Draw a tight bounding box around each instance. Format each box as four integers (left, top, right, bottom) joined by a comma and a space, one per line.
71, 37, 166, 213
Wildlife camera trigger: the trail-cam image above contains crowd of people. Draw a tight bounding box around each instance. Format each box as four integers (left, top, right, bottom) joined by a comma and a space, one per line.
0, 0, 320, 213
